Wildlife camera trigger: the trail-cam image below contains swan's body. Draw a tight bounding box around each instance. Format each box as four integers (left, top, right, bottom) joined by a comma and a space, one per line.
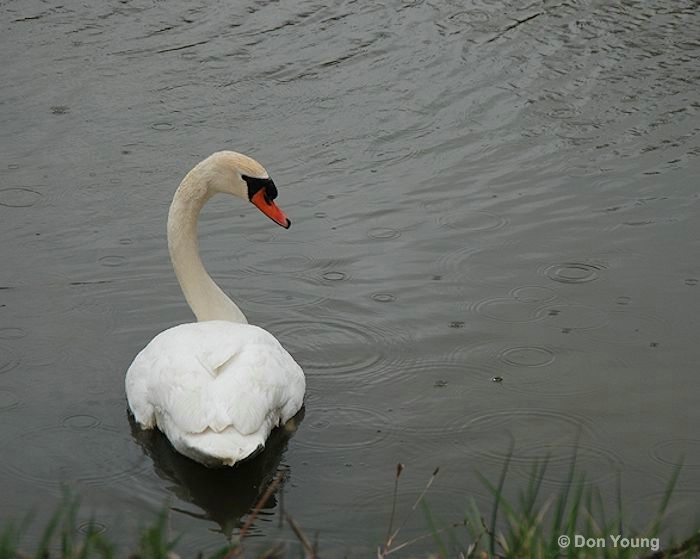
126, 151, 305, 467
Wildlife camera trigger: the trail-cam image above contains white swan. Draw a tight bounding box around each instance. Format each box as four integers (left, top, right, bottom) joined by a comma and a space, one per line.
126, 151, 305, 467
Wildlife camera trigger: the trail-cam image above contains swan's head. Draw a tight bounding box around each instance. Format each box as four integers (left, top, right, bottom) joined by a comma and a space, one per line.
205, 151, 291, 229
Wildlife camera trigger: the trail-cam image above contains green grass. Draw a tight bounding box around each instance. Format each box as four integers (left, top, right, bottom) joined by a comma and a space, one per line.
0, 491, 116, 559
376, 452, 700, 558
459, 457, 693, 559
2, 460, 699, 559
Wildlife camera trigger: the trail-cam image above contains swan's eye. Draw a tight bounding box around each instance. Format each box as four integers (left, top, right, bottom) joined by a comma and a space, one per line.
242, 175, 277, 203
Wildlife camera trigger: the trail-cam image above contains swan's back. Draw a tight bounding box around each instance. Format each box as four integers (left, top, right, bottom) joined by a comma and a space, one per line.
126, 321, 305, 466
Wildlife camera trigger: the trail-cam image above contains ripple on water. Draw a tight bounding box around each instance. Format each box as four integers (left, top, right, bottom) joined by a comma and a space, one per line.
0, 327, 27, 339
461, 410, 602, 480
511, 285, 557, 304
650, 439, 700, 467
10, 272, 116, 328
509, 443, 624, 486
0, 424, 147, 488
623, 218, 655, 227
466, 340, 602, 397
371, 292, 396, 303
77, 520, 108, 536
385, 358, 496, 404
0, 390, 20, 411
350, 486, 492, 533
250, 254, 316, 274
436, 209, 507, 232
536, 303, 609, 332
472, 285, 557, 323
439, 8, 494, 36
543, 262, 605, 284
473, 297, 542, 324
584, 310, 668, 345
244, 231, 276, 243
322, 271, 347, 281
500, 346, 555, 367
0, 345, 20, 375
438, 243, 527, 288
367, 227, 401, 240
420, 196, 507, 233
0, 187, 43, 208
27, 279, 117, 365
99, 255, 127, 267
263, 317, 393, 381
629, 488, 700, 528
294, 404, 391, 452
546, 104, 580, 120
467, 409, 594, 440
63, 414, 101, 430
150, 122, 174, 131
50, 105, 70, 115
244, 277, 328, 309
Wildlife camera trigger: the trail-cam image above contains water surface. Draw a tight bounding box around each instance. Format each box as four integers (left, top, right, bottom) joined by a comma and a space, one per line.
1, 0, 699, 555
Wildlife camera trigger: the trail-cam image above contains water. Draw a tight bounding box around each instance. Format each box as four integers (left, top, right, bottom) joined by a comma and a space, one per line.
1, 0, 699, 554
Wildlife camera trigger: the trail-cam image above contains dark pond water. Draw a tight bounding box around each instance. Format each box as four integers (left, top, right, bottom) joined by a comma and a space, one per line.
1, 0, 700, 555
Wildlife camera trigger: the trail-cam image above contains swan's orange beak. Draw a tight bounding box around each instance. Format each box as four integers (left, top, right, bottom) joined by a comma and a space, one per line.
250, 189, 291, 229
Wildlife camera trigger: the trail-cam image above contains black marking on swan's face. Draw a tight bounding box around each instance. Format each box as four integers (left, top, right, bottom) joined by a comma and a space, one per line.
242, 175, 278, 204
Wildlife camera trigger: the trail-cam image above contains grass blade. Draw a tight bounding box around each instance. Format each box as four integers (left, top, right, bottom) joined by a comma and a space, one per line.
487, 439, 514, 558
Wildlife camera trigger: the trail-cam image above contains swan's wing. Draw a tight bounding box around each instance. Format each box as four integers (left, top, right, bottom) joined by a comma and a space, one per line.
126, 321, 305, 440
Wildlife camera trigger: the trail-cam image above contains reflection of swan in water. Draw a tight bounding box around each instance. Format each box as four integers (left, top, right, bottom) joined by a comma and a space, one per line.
128, 408, 304, 537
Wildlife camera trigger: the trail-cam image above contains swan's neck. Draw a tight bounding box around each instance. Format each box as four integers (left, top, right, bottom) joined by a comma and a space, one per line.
167, 171, 247, 323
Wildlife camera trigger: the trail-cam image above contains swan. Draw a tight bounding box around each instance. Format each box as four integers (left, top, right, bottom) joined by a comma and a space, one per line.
125, 151, 305, 467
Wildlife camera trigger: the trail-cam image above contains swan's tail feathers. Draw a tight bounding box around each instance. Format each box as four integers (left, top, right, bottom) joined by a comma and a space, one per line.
170, 426, 268, 467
